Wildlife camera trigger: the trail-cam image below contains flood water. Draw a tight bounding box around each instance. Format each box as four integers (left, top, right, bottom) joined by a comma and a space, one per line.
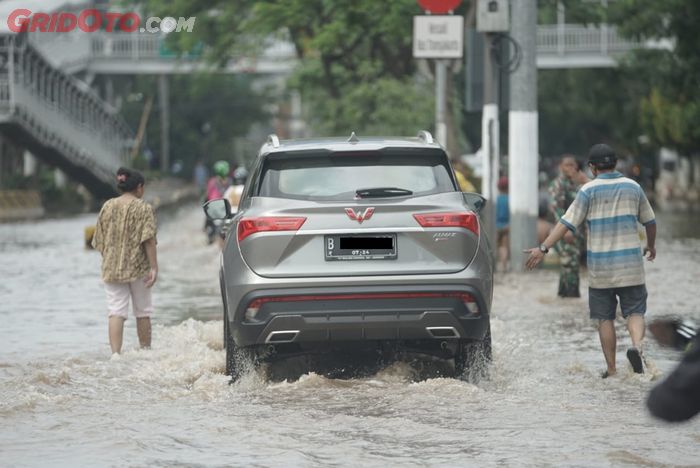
1, 203, 699, 467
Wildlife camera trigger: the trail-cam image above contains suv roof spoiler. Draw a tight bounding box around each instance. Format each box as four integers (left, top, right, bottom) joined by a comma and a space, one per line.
264, 131, 436, 150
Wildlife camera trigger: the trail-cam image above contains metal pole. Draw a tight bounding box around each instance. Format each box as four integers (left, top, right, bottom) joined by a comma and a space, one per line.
158, 74, 170, 173
481, 33, 499, 255
508, 0, 539, 272
435, 60, 447, 147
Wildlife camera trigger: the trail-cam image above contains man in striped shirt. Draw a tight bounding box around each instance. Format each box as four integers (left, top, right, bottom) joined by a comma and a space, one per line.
525, 144, 657, 378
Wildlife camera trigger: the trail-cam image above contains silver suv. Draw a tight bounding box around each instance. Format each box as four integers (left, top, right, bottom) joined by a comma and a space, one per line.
204, 131, 493, 380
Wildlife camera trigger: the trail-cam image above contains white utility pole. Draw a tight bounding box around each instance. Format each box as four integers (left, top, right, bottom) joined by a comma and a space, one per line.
508, 0, 539, 272
476, 0, 509, 251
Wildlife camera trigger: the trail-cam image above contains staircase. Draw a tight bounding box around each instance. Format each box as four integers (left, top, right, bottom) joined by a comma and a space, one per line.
0, 33, 132, 198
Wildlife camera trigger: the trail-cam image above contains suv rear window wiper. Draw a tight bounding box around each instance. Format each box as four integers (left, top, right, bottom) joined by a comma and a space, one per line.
355, 187, 414, 198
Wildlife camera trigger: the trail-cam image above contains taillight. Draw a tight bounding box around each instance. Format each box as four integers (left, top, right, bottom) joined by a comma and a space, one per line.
237, 216, 306, 242
413, 212, 479, 235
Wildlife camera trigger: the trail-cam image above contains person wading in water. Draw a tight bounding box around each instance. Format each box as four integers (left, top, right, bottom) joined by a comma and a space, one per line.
525, 144, 656, 378
92, 167, 158, 355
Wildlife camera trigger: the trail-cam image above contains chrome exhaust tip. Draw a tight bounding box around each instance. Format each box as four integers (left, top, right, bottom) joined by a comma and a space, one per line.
426, 327, 460, 339
265, 330, 300, 343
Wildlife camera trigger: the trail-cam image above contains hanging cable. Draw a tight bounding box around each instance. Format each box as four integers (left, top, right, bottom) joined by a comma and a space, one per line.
491, 32, 522, 74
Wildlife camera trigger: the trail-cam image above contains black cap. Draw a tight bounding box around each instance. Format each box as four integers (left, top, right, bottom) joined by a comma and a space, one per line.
588, 143, 617, 165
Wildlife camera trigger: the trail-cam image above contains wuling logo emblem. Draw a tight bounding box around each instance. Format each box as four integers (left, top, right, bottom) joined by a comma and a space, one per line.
345, 207, 375, 224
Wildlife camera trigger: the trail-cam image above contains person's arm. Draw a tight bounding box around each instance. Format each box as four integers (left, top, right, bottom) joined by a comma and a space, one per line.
524, 222, 569, 270
644, 222, 656, 261
140, 203, 158, 287
524, 188, 589, 270
143, 237, 158, 287
91, 206, 105, 253
638, 189, 656, 261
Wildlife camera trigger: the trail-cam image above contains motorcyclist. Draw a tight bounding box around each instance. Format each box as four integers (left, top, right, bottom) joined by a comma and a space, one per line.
224, 166, 249, 213
204, 160, 231, 245
206, 160, 231, 201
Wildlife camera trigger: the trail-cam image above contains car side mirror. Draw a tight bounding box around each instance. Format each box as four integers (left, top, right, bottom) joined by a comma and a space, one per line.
203, 198, 232, 220
463, 192, 486, 214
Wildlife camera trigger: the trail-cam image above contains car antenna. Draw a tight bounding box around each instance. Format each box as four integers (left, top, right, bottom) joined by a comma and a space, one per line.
348, 132, 359, 144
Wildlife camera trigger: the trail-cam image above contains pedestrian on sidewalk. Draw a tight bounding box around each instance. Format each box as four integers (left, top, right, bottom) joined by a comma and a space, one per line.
525, 144, 657, 378
92, 167, 158, 355
548, 155, 587, 297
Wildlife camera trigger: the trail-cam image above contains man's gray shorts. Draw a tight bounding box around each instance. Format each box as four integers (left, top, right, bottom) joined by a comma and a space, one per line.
588, 284, 648, 321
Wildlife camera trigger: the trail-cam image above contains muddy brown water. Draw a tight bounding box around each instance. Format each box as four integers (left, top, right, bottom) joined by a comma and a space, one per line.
1, 204, 699, 467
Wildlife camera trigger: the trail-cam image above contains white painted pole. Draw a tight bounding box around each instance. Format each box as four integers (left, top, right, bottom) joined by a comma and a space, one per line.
435, 60, 447, 147
508, 0, 539, 272
23, 150, 37, 177
481, 103, 499, 201
481, 33, 499, 252
54, 168, 67, 188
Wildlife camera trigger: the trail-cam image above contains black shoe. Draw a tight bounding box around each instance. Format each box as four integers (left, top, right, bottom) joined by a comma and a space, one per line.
626, 347, 644, 374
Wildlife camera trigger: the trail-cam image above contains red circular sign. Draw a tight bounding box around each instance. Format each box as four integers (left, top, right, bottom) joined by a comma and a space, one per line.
417, 0, 462, 14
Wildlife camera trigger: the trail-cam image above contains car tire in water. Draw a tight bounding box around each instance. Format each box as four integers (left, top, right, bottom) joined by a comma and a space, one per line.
220, 271, 246, 380
454, 328, 492, 382
222, 304, 253, 381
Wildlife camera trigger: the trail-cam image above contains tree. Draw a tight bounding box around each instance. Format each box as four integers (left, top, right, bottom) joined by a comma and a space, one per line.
134, 0, 460, 137
116, 74, 268, 174
609, 0, 700, 157
537, 67, 649, 159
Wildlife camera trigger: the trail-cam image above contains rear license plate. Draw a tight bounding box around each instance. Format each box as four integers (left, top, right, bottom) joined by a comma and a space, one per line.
325, 234, 397, 261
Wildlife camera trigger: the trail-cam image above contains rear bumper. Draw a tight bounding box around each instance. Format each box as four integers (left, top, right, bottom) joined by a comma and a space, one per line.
231, 285, 489, 347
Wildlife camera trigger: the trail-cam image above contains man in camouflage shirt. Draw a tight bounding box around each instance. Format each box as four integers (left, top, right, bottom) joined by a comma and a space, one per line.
549, 155, 587, 297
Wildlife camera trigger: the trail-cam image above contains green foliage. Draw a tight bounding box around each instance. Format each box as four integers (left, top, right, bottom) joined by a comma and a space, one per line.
538, 67, 648, 158
133, 0, 444, 136
537, 0, 605, 25
116, 74, 268, 174
609, 0, 700, 155
37, 168, 85, 213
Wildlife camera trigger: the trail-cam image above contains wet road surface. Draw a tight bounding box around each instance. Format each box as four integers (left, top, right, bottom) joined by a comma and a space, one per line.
1, 204, 699, 467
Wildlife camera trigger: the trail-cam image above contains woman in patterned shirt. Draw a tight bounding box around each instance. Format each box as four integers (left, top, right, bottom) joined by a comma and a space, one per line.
92, 167, 158, 355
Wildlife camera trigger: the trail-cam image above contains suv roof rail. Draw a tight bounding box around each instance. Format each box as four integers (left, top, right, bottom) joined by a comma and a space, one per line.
417, 130, 434, 144
267, 133, 280, 148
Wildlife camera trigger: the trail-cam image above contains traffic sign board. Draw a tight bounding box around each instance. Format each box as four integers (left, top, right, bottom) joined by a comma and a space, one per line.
417, 0, 462, 14
413, 15, 464, 59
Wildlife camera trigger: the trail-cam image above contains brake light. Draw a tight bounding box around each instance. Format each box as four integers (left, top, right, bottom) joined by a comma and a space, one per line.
413, 212, 479, 235
237, 216, 306, 242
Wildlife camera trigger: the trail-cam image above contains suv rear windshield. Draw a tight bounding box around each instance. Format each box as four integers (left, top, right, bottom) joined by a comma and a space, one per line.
256, 150, 456, 201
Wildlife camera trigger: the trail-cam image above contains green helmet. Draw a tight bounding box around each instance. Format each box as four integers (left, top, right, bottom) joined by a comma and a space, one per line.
213, 160, 230, 178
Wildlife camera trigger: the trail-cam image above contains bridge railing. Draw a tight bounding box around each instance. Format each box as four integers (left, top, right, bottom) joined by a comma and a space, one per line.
91, 33, 171, 59
0, 34, 132, 185
537, 24, 642, 57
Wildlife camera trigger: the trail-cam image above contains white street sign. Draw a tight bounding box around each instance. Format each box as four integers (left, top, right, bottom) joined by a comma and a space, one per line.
413, 15, 464, 59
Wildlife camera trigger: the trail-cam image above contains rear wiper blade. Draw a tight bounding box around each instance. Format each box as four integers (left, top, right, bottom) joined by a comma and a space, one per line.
355, 187, 414, 198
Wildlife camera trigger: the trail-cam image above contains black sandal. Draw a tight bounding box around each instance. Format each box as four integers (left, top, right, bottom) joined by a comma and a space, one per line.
626, 347, 644, 374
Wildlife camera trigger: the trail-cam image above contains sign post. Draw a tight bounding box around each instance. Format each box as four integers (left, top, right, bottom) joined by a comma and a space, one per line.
413, 10, 463, 148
